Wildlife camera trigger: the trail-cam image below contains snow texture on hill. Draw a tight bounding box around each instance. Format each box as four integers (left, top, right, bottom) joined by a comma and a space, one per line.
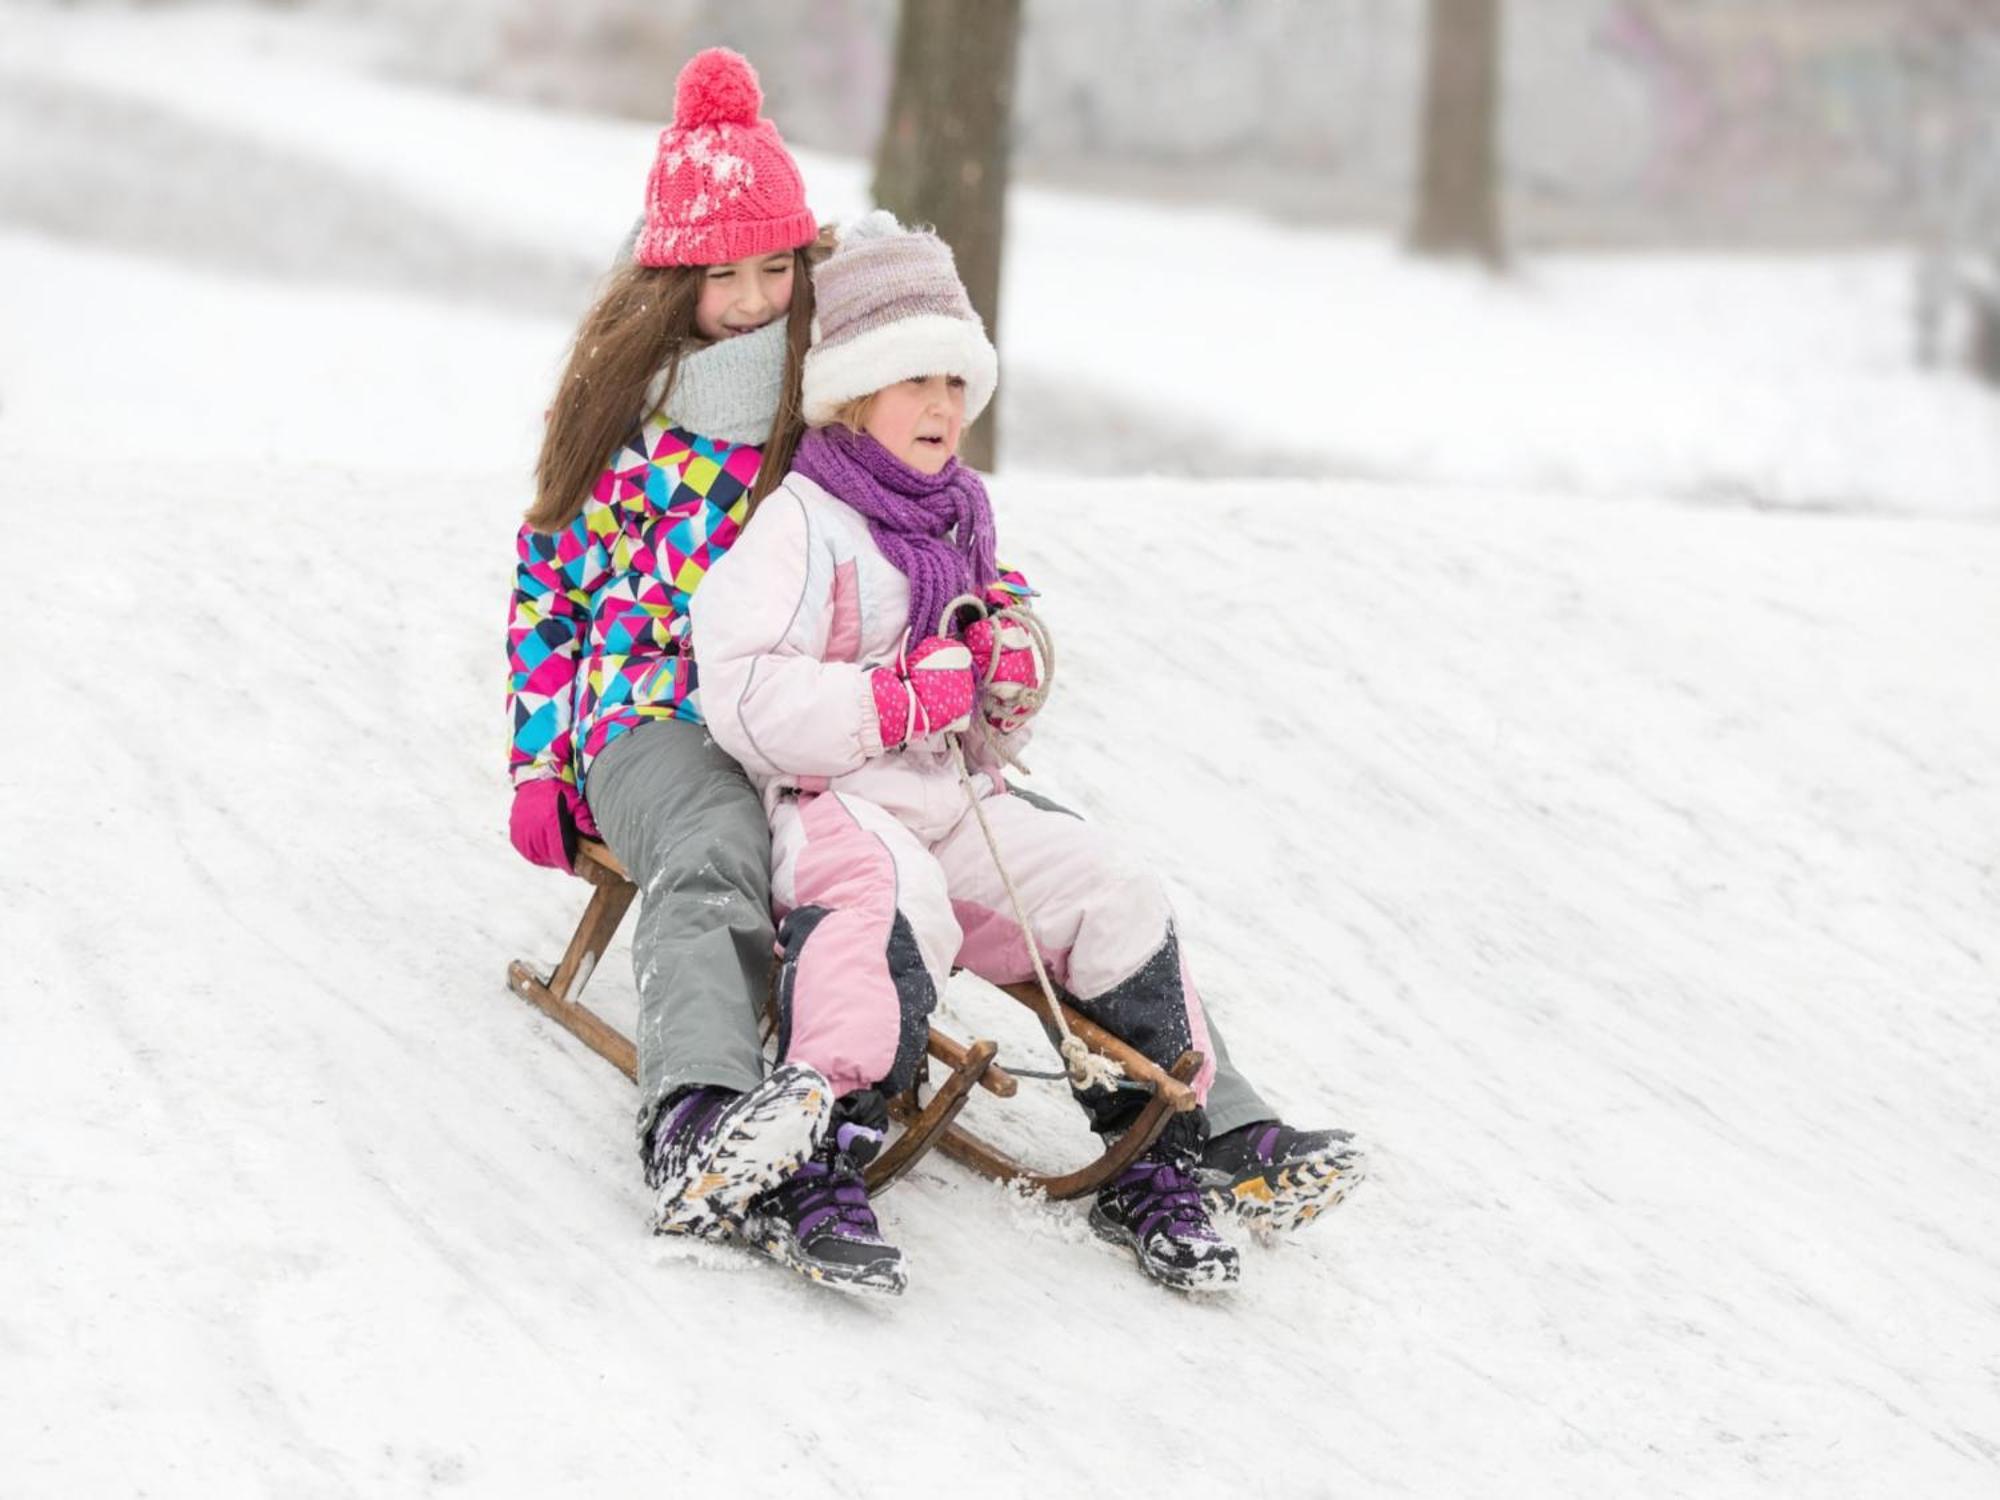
3, 6, 1998, 1496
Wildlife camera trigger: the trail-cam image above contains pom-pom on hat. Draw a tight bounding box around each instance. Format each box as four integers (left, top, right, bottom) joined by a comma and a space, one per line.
802, 210, 999, 425
634, 48, 818, 267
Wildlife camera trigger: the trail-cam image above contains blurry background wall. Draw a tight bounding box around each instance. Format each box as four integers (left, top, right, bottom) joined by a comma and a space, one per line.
328, 0, 1999, 252
12, 0, 1994, 493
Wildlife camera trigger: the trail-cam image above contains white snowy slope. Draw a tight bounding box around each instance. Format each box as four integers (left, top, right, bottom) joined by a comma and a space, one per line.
3, 7, 1999, 1498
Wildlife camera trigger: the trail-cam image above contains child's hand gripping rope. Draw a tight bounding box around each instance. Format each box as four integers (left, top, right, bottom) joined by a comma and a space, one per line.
963, 610, 1046, 737
864, 594, 1099, 1086
930, 595, 1115, 1093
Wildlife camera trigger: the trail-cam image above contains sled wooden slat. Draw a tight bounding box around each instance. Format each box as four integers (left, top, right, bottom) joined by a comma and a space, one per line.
506, 837, 1206, 1202
871, 1039, 997, 1191
994, 982, 1199, 1115
573, 846, 635, 890
575, 838, 627, 884
551, 877, 635, 1007
926, 1050, 1205, 1202
924, 1118, 1032, 1183
927, 1027, 1018, 1098
506, 959, 638, 1084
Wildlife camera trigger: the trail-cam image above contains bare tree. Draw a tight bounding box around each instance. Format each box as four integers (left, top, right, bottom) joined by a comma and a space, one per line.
872, 0, 1023, 470
1409, 0, 1505, 266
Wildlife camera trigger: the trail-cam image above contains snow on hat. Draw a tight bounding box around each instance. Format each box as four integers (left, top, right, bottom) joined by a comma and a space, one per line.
802, 210, 999, 425
634, 48, 818, 267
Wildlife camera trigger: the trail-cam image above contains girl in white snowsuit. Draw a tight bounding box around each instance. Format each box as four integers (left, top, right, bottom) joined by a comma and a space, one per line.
690, 214, 1361, 1294
508, 53, 1352, 1290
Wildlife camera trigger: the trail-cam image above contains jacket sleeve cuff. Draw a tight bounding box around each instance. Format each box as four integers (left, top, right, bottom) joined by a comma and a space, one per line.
858, 668, 890, 758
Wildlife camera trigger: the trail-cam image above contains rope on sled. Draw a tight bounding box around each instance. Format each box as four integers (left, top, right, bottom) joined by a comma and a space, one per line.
939, 594, 1124, 1094
971, 603, 1054, 768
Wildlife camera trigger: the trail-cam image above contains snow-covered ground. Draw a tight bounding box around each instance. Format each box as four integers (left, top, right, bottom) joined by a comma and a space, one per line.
3, 5, 1998, 1496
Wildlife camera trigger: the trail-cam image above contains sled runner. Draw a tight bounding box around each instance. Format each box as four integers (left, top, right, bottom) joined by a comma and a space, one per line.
505, 838, 1202, 1200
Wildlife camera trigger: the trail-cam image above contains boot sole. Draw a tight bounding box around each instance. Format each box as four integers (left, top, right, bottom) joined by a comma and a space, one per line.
741, 1220, 908, 1298
1087, 1204, 1239, 1293
1209, 1151, 1367, 1237
652, 1065, 832, 1240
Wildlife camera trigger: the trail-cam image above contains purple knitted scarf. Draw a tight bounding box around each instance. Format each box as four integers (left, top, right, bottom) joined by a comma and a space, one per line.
792, 424, 997, 642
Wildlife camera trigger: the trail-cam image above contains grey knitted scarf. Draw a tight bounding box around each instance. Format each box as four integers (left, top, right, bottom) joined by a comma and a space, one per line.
646, 317, 788, 445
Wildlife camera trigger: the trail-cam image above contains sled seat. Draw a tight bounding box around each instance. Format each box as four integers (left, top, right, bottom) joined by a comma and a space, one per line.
505, 838, 1201, 1200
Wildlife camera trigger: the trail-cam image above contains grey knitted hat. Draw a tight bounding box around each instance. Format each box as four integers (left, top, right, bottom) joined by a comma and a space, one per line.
802, 210, 999, 424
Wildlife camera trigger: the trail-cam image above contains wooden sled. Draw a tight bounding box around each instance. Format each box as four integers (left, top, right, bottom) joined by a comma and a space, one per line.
505, 838, 1201, 1200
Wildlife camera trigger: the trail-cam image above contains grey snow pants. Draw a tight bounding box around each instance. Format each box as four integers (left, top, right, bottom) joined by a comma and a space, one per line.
587, 719, 776, 1147
585, 718, 1275, 1154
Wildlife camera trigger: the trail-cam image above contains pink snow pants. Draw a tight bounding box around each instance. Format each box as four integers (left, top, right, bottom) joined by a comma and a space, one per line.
767, 785, 1216, 1123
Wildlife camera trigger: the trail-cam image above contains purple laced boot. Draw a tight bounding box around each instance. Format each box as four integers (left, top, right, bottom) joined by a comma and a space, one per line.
742, 1095, 906, 1296
646, 1063, 831, 1240
1090, 1122, 1240, 1293
1195, 1119, 1366, 1237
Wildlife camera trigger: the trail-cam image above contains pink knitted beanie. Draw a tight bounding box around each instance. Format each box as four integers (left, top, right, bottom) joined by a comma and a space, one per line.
634, 48, 818, 267
802, 210, 999, 424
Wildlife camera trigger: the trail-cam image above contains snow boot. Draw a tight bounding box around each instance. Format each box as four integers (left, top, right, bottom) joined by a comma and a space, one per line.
647, 1063, 832, 1240
742, 1092, 907, 1297
1196, 1119, 1365, 1236
1089, 1115, 1240, 1293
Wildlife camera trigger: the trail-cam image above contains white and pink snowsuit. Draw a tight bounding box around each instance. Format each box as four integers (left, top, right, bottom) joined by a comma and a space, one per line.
689, 471, 1215, 1124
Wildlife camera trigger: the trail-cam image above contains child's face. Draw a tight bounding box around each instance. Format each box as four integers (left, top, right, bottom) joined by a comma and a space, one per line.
693, 252, 796, 341
864, 375, 967, 474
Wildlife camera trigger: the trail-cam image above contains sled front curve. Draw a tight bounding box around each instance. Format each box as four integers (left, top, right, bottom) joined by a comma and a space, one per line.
962, 982, 1204, 1200
505, 838, 1207, 1203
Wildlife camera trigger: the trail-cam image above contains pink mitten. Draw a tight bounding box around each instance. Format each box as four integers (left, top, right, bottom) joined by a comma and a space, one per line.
964, 613, 1042, 732
509, 778, 596, 871
570, 786, 601, 840
964, 614, 1040, 691
871, 635, 976, 748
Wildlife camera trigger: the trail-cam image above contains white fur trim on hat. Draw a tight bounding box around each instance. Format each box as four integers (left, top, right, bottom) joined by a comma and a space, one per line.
801, 313, 999, 425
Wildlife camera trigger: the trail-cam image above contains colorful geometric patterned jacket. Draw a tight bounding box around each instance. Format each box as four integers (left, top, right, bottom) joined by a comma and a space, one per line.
506, 413, 763, 790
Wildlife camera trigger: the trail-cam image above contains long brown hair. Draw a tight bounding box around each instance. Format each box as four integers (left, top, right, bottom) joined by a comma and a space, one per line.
527, 242, 820, 533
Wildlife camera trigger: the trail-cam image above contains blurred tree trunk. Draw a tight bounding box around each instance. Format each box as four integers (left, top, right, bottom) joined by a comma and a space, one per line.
1409, 0, 1505, 266
1975, 257, 2000, 385
872, 0, 1023, 471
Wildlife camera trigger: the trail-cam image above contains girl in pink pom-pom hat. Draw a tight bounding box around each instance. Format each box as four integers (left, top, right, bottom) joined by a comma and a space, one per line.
633, 46, 820, 268
502, 48, 837, 1247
